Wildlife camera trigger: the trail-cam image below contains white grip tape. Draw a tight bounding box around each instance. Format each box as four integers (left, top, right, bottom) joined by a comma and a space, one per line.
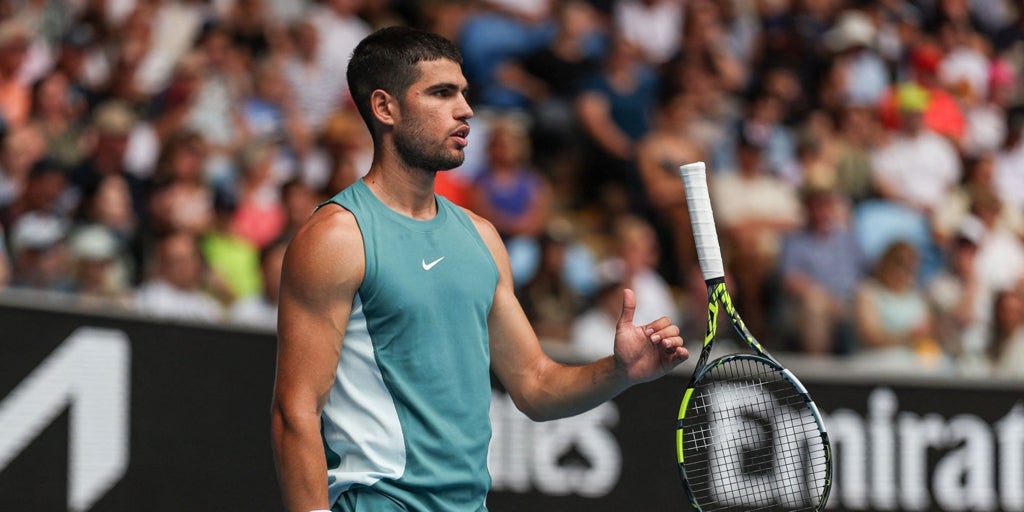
678, 162, 725, 280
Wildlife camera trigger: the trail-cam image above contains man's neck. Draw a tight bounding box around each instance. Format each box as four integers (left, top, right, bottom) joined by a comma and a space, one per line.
362, 163, 439, 220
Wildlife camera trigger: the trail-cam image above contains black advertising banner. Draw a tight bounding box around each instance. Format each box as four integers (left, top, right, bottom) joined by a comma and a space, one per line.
1, 300, 1022, 511
0, 302, 281, 511
487, 377, 1024, 512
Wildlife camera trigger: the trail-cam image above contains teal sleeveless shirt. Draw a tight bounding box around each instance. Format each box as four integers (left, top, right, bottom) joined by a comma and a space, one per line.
321, 179, 498, 511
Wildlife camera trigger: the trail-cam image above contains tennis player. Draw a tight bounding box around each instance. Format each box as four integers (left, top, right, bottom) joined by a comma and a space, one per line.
271, 26, 689, 512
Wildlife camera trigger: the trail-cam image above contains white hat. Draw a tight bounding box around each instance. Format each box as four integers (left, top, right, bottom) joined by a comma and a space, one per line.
10, 212, 68, 252
69, 225, 119, 261
825, 10, 876, 53
956, 215, 986, 246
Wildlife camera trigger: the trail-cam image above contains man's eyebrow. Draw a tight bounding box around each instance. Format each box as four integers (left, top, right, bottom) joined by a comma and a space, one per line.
425, 83, 470, 95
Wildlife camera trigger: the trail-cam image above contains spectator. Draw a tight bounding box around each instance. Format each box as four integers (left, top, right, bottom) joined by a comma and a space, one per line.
575, 32, 658, 210
879, 41, 966, 143
932, 153, 1023, 248
717, 0, 761, 67
281, 20, 347, 131
928, 222, 986, 361
712, 92, 795, 180
0, 21, 31, 129
994, 107, 1024, 212
276, 176, 320, 245
658, 57, 737, 172
201, 189, 262, 306
134, 231, 224, 322
29, 70, 89, 169
307, 0, 371, 97
52, 23, 109, 107
221, 0, 277, 59
241, 57, 312, 160
822, 9, 890, 108
509, 0, 603, 169
871, 82, 962, 215
780, 117, 838, 188
467, 113, 552, 242
150, 50, 204, 142
0, 158, 70, 230
8, 211, 71, 292
962, 189, 1024, 326
312, 108, 373, 195
937, 23, 990, 92
635, 91, 703, 285
457, 2, 550, 109
517, 222, 587, 342
132, 0, 209, 96
778, 185, 866, 355
952, 52, 1007, 159
230, 239, 286, 329
0, 121, 46, 209
831, 104, 882, 204
71, 100, 148, 221
100, 4, 156, 107
184, 24, 250, 187
712, 124, 802, 338
75, 170, 142, 283
230, 138, 287, 249
960, 288, 1024, 378
598, 214, 679, 326
67, 223, 132, 308
76, 172, 138, 245
471, 140, 554, 277
676, 0, 746, 92
614, 0, 683, 66
146, 130, 215, 236
753, 0, 819, 91
853, 240, 945, 370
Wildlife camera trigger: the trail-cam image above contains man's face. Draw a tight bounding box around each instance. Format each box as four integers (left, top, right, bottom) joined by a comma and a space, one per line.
391, 59, 473, 172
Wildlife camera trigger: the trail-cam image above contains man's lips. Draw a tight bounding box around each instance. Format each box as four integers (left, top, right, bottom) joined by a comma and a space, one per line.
452, 126, 470, 147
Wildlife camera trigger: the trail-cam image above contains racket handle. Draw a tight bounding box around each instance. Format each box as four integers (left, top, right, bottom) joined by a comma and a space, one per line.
679, 161, 725, 281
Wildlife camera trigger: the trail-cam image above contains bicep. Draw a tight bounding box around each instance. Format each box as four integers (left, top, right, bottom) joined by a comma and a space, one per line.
274, 209, 363, 413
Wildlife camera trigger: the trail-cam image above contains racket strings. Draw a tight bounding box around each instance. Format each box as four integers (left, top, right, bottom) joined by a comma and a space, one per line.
681, 358, 828, 512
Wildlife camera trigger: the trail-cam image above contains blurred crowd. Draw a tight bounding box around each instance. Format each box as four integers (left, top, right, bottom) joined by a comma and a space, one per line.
2, 0, 1024, 377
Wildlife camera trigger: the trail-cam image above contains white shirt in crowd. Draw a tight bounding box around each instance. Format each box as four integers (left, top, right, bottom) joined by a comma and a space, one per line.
134, 279, 223, 323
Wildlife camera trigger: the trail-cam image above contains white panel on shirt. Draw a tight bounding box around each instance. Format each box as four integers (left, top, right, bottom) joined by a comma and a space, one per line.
321, 294, 406, 505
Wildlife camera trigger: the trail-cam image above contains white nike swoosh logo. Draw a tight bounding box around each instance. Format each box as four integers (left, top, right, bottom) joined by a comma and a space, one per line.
422, 257, 445, 271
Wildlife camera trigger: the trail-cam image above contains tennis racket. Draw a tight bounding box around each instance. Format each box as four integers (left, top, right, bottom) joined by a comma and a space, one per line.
675, 161, 832, 512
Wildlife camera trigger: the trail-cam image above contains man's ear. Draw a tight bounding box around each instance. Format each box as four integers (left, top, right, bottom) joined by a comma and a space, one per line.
370, 89, 396, 127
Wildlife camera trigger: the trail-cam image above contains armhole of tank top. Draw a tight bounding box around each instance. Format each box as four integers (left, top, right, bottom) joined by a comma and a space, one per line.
321, 198, 374, 301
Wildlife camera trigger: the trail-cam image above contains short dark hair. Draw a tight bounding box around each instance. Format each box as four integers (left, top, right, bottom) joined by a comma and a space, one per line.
346, 26, 463, 138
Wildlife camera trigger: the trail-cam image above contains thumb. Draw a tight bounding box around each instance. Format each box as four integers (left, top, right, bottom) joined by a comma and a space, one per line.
618, 288, 636, 327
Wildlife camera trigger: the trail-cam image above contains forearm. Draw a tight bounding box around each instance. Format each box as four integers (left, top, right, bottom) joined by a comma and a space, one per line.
272, 408, 331, 512
516, 355, 630, 422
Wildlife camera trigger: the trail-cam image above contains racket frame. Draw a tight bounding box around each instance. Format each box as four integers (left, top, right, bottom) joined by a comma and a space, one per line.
675, 162, 833, 511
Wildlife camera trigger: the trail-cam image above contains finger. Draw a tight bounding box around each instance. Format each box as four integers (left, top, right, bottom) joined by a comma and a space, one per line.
617, 288, 636, 326
672, 346, 690, 362
658, 335, 684, 353
644, 316, 672, 333
647, 322, 680, 345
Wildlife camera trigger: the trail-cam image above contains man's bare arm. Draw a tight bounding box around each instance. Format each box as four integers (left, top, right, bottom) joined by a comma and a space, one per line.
272, 205, 363, 512
470, 212, 688, 421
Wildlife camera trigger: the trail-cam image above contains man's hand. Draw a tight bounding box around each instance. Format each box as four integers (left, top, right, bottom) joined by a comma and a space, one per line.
613, 288, 689, 383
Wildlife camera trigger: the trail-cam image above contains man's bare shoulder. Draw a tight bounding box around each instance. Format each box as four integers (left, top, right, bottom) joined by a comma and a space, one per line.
457, 205, 514, 278
458, 206, 502, 246
293, 203, 361, 247
282, 203, 364, 293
